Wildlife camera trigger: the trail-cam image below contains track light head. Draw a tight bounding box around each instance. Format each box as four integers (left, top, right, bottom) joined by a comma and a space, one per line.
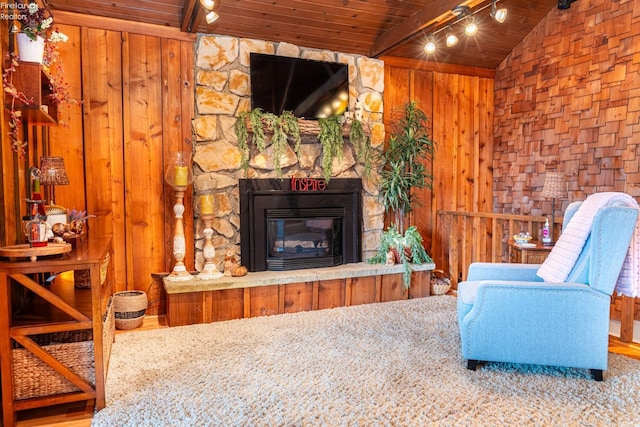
445, 26, 458, 47
464, 18, 478, 37
491, 1, 507, 23
424, 39, 437, 55
200, 0, 214, 10
205, 10, 219, 24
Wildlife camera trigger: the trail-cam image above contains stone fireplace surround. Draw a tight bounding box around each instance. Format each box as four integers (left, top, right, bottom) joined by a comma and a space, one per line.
190, 35, 386, 273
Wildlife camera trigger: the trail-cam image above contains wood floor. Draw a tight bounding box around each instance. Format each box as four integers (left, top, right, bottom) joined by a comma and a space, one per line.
10, 315, 640, 427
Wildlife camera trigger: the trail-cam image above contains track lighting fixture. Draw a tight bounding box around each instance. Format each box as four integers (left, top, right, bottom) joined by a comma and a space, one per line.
491, 0, 507, 23
422, 0, 508, 56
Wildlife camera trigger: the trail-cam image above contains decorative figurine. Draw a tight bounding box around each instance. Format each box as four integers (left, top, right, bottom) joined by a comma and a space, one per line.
223, 247, 247, 277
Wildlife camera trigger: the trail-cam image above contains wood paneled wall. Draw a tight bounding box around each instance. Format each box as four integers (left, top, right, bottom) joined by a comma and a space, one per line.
381, 57, 495, 270
1, 17, 196, 315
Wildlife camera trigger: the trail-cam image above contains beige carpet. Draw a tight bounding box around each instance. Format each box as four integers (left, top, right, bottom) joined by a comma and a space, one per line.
92, 296, 640, 426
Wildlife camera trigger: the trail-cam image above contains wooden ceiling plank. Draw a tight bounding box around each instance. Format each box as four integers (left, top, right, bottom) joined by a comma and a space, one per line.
215, 3, 404, 31
210, 9, 385, 37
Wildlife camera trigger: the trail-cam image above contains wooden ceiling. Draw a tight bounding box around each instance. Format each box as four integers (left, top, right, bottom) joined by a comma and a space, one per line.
47, 0, 560, 70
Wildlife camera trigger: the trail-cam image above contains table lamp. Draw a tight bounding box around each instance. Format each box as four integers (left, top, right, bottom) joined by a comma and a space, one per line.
39, 156, 70, 227
540, 171, 567, 244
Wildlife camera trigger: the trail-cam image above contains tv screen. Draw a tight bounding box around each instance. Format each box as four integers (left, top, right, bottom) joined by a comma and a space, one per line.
250, 53, 349, 120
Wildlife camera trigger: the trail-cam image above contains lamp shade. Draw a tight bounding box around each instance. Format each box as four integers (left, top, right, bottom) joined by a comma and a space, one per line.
540, 172, 567, 199
39, 156, 70, 186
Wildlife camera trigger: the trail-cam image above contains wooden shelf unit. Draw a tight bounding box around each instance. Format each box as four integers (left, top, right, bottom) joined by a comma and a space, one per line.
0, 237, 113, 427
9, 61, 58, 125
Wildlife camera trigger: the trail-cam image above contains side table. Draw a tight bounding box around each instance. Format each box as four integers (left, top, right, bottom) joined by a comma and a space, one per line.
508, 240, 553, 264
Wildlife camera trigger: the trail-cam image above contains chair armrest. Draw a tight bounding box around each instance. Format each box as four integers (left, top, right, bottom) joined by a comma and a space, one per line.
466, 262, 542, 282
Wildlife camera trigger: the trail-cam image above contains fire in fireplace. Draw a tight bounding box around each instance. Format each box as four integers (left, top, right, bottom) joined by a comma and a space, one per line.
239, 178, 362, 271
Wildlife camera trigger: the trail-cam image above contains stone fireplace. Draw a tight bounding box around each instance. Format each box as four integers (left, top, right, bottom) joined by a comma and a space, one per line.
240, 178, 362, 271
191, 35, 385, 273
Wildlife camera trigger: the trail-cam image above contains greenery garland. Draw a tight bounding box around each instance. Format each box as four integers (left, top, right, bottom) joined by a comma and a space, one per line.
349, 118, 372, 178
234, 108, 372, 180
318, 115, 344, 181
234, 108, 301, 176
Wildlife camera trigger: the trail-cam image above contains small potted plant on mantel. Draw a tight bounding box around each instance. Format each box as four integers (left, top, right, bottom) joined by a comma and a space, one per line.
2, 1, 74, 157
368, 101, 435, 287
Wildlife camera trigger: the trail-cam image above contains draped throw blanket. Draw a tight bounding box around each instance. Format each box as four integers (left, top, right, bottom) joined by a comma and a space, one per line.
537, 192, 640, 297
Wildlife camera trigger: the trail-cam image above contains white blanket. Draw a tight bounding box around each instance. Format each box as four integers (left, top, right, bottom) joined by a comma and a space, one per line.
537, 192, 640, 297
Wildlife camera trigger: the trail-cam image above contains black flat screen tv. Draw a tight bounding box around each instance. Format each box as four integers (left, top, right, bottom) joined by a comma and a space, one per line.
250, 53, 349, 120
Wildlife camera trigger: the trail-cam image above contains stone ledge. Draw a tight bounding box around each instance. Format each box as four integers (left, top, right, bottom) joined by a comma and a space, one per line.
163, 262, 435, 294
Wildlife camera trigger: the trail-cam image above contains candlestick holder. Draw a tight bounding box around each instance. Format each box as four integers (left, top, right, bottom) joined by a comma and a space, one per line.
198, 213, 223, 280
164, 151, 194, 281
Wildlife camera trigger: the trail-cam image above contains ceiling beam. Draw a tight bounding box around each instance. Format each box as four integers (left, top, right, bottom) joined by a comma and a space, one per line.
369, 0, 485, 58
181, 0, 199, 33
53, 10, 196, 41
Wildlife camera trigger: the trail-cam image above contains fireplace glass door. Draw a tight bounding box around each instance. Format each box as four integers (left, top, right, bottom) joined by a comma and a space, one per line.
266, 209, 343, 270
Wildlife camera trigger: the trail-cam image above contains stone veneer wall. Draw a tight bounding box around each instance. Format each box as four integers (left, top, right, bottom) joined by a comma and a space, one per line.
190, 35, 386, 271
493, 0, 640, 216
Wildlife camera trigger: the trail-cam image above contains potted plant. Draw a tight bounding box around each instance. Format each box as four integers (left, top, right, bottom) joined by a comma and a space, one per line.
14, 1, 53, 63
369, 101, 436, 287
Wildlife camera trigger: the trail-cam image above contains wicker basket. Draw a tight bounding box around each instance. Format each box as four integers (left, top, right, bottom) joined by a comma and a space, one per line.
113, 290, 147, 330
430, 269, 453, 295
73, 252, 110, 289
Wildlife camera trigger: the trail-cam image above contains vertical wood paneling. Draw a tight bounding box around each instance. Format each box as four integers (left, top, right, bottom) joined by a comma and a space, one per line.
412, 69, 434, 250
81, 28, 127, 291
283, 282, 313, 313
123, 33, 166, 295
49, 24, 85, 213
385, 62, 494, 272
317, 279, 345, 309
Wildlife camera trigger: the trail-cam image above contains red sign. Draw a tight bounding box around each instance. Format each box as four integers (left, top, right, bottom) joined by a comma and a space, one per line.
290, 177, 327, 191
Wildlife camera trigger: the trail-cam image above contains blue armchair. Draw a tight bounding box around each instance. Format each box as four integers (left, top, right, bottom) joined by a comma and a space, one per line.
457, 201, 638, 380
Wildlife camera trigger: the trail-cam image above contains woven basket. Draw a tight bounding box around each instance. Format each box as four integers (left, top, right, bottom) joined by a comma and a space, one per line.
13, 341, 95, 400
430, 269, 453, 295
113, 290, 147, 330
12, 299, 114, 400
73, 252, 110, 289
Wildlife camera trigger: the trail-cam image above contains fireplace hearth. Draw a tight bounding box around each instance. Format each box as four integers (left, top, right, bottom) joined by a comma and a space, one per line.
239, 178, 362, 272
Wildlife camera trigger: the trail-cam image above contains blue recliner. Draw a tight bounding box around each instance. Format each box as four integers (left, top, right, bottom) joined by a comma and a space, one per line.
457, 201, 638, 380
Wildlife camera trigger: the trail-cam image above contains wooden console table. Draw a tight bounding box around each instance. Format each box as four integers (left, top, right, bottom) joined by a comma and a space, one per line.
163, 262, 435, 327
0, 237, 114, 427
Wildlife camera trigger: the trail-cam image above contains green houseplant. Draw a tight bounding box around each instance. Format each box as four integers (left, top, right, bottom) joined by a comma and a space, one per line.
369, 101, 436, 287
